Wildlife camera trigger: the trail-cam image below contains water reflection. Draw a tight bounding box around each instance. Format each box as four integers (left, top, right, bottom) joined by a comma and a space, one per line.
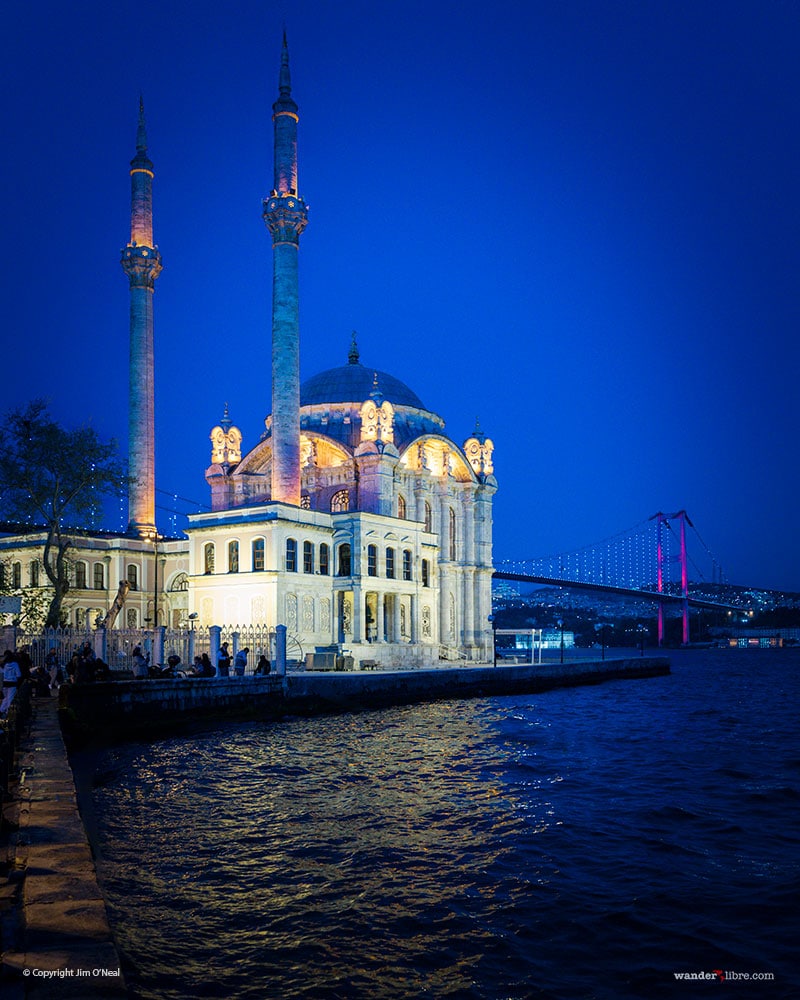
91, 699, 562, 999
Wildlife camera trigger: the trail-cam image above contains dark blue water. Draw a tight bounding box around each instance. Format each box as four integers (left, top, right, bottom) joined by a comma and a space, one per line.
85, 649, 800, 999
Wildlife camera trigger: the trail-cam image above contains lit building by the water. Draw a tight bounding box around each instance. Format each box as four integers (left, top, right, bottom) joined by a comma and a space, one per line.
0, 39, 497, 665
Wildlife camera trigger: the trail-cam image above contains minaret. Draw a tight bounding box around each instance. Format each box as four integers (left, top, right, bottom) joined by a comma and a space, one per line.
263, 34, 309, 505
121, 97, 162, 539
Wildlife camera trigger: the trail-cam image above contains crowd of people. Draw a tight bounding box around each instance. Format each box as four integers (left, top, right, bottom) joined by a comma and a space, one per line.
1, 641, 113, 714
0, 640, 274, 711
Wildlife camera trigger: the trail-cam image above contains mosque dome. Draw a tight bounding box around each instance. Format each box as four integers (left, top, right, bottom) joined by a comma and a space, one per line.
300, 362, 425, 410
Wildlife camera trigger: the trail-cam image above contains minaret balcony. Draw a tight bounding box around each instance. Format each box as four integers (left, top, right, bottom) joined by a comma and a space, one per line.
263, 193, 309, 246
121, 244, 163, 288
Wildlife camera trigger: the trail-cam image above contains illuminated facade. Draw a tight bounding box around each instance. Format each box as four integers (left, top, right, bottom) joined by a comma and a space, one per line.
121, 98, 161, 540
1, 39, 497, 665
186, 38, 497, 664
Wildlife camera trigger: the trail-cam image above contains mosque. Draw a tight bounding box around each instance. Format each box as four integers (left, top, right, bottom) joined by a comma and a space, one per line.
0, 39, 497, 666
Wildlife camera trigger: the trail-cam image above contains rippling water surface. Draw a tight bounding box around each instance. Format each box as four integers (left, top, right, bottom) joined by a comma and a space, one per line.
84, 649, 800, 998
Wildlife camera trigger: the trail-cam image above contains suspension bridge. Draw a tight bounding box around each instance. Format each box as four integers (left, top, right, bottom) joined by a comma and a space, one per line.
495, 511, 738, 645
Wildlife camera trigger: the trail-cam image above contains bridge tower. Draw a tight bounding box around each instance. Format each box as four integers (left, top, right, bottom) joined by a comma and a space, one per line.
654, 511, 690, 645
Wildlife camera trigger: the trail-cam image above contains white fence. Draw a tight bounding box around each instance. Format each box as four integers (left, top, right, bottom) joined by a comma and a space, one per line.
0, 623, 303, 675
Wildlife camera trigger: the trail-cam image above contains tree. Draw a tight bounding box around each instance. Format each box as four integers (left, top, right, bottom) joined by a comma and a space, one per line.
0, 400, 128, 628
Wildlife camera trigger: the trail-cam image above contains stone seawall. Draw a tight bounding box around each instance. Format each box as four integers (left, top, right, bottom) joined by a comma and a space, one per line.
1, 697, 126, 996
59, 657, 670, 742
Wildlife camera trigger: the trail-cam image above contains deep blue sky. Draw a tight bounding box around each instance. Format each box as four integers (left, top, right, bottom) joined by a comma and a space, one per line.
3, 1, 798, 590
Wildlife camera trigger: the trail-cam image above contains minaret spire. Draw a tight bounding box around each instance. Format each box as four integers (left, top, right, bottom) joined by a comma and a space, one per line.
136, 94, 147, 152
278, 29, 293, 101
121, 98, 162, 539
263, 34, 309, 505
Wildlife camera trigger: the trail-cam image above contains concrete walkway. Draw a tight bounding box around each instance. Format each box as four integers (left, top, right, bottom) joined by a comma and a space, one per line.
1, 696, 126, 998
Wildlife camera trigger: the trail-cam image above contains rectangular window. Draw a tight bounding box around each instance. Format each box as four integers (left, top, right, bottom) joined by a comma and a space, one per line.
252, 538, 265, 572
127, 564, 138, 590
402, 549, 412, 581
422, 559, 430, 587
75, 563, 87, 589
386, 547, 395, 579
286, 538, 298, 573
30, 562, 40, 588
367, 544, 377, 577
229, 540, 240, 573
319, 543, 330, 575
303, 541, 314, 574
93, 563, 105, 589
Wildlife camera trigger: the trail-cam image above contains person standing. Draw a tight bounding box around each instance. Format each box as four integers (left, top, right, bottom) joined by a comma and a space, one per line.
217, 643, 231, 678
1, 651, 22, 714
234, 647, 249, 677
131, 645, 149, 679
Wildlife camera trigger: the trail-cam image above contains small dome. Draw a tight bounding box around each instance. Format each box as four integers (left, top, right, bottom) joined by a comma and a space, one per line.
300, 362, 425, 409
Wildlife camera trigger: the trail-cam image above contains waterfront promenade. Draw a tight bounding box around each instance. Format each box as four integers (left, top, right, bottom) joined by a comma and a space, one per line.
1, 697, 125, 997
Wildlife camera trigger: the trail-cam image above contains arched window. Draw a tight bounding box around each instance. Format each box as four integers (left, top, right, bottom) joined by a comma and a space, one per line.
398, 494, 407, 519
331, 489, 349, 513
421, 559, 430, 588
252, 538, 265, 572
93, 563, 105, 589
75, 562, 87, 589
29, 561, 40, 588
367, 544, 377, 577
303, 541, 314, 574
204, 543, 215, 575
424, 501, 432, 533
337, 543, 351, 577
319, 543, 330, 575
228, 540, 239, 573
170, 572, 189, 592
386, 547, 395, 579
402, 549, 412, 581
449, 507, 457, 561
12, 562, 21, 589
285, 538, 298, 573
127, 564, 138, 590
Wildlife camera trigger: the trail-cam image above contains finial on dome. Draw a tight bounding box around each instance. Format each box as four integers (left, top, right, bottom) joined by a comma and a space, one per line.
220, 402, 232, 432
348, 330, 360, 365
370, 371, 384, 403
473, 416, 486, 443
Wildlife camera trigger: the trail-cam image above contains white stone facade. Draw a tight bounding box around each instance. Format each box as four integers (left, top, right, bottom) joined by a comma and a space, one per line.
193, 358, 497, 664
0, 532, 188, 631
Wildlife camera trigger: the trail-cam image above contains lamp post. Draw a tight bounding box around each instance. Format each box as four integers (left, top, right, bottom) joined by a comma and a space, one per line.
595, 622, 610, 660
557, 618, 564, 663
636, 623, 646, 656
